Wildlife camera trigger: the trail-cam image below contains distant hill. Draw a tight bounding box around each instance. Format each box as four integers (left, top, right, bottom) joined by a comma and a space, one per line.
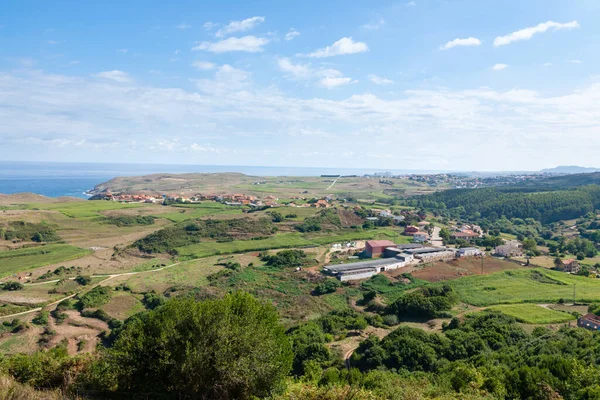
0, 193, 83, 206
541, 165, 600, 174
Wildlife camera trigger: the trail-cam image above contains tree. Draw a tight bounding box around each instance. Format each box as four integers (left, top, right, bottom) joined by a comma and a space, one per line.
102, 293, 292, 398
439, 228, 451, 241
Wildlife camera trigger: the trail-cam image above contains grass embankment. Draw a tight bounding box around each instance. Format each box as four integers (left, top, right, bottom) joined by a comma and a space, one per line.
451, 268, 600, 306
486, 303, 576, 324
0, 245, 91, 278
175, 229, 409, 259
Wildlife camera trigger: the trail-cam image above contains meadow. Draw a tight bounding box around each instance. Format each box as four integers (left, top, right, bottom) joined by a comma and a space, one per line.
27, 201, 145, 219
0, 245, 92, 278
450, 268, 600, 306
175, 229, 409, 259
486, 303, 576, 324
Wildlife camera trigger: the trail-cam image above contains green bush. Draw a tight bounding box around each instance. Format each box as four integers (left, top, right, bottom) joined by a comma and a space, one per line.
313, 279, 341, 295
76, 286, 112, 310
97, 293, 292, 398
1, 281, 24, 291
75, 275, 92, 286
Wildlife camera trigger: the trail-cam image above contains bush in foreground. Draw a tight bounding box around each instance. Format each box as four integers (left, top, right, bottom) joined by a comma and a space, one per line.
98, 292, 293, 399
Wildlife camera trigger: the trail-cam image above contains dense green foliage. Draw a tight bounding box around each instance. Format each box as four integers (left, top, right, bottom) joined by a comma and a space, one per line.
1, 281, 24, 291
261, 250, 308, 268
99, 293, 292, 398
101, 215, 156, 227
295, 209, 342, 233
134, 217, 275, 254
0, 221, 61, 243
351, 311, 600, 399
287, 309, 368, 375
409, 185, 600, 223
314, 279, 342, 295
386, 284, 459, 319
76, 286, 112, 310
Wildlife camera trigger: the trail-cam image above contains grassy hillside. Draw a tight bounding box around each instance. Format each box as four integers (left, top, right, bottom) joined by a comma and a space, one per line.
0, 245, 92, 278
451, 268, 600, 306
486, 303, 576, 324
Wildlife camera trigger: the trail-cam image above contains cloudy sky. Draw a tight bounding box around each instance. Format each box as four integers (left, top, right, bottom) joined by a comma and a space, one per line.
1, 0, 599, 171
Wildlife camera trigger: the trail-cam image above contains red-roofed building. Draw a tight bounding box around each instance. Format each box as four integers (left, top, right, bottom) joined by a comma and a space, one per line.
365, 240, 397, 258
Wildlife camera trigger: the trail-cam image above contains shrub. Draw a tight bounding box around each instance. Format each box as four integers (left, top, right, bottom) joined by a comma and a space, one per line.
75, 275, 92, 286
1, 281, 24, 291
32, 311, 49, 326
76, 286, 112, 310
314, 279, 341, 295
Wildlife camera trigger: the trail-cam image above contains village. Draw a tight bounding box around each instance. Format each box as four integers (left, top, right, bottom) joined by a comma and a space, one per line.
94, 191, 337, 209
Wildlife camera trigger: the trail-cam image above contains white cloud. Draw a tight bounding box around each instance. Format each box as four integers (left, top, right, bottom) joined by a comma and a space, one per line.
176, 23, 191, 30
195, 64, 250, 93
568, 59, 582, 64
215, 16, 265, 37
318, 76, 355, 88
368, 74, 393, 85
192, 61, 217, 70
203, 21, 218, 31
192, 36, 269, 53
543, 62, 553, 67
492, 64, 508, 71
278, 58, 355, 88
94, 70, 132, 83
362, 18, 385, 30
285, 28, 300, 41
494, 20, 580, 47
5, 69, 600, 169
278, 58, 312, 80
440, 37, 481, 50
302, 37, 368, 58
117, 48, 128, 54
407, 1, 416, 6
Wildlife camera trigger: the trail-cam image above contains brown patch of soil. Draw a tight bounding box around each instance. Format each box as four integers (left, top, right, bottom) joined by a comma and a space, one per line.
410, 257, 520, 282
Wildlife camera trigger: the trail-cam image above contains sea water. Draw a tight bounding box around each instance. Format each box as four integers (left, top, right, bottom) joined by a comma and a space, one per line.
0, 161, 440, 198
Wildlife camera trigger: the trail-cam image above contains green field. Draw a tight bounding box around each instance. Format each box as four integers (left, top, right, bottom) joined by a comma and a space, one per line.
28, 201, 144, 219
451, 268, 600, 306
176, 233, 315, 258
486, 304, 576, 324
0, 245, 92, 278
159, 204, 243, 222
175, 229, 408, 258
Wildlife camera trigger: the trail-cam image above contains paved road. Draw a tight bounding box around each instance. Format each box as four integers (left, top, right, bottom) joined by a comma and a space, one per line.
430, 225, 443, 247
0, 259, 187, 320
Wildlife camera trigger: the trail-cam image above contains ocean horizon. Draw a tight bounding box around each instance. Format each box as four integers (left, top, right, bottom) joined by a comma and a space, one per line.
0, 161, 447, 199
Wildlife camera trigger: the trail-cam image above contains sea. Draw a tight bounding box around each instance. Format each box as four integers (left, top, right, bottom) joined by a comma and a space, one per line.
0, 161, 443, 199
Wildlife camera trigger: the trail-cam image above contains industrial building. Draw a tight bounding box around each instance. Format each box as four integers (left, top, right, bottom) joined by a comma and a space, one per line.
323, 255, 413, 281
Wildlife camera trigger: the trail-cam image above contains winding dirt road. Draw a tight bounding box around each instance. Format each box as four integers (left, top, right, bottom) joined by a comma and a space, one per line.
0, 259, 189, 320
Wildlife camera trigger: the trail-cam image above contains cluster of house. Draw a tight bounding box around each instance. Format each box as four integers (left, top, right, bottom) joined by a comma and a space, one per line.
450, 224, 483, 241
101, 193, 163, 203
402, 223, 431, 243
95, 191, 336, 209
323, 240, 483, 281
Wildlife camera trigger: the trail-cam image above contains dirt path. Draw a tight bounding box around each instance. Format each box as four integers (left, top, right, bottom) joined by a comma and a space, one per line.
0, 259, 190, 320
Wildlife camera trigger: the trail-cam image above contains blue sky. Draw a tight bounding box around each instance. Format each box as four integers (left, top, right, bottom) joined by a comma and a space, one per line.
1, 0, 599, 171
